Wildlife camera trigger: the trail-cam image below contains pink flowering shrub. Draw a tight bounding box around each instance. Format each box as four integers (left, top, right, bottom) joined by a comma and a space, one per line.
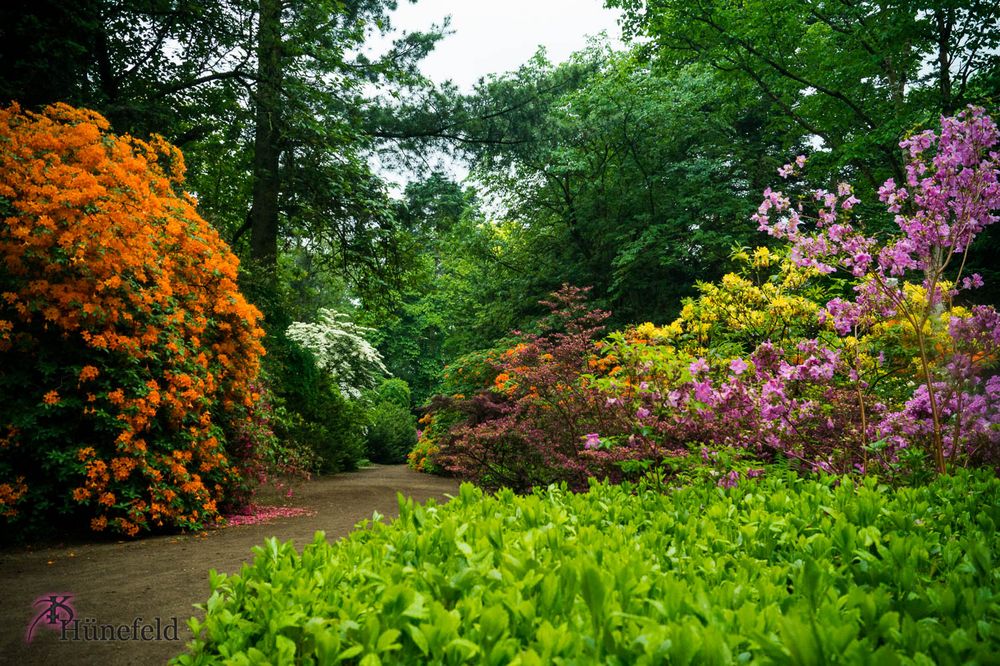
756, 106, 1000, 473
592, 333, 878, 475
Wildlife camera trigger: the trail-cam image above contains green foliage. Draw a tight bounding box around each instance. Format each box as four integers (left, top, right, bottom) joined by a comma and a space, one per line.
438, 346, 511, 399
365, 379, 418, 465
610, 0, 1000, 205
376, 379, 412, 410
366, 401, 418, 465
269, 339, 366, 475
366, 175, 531, 404
0, 1, 248, 136
463, 46, 789, 327
177, 470, 1000, 664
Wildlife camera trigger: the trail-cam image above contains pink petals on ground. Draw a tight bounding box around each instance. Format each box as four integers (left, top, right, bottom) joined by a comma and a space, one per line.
223, 505, 316, 527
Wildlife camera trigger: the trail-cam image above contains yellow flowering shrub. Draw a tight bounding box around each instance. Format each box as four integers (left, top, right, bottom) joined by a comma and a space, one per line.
663, 247, 824, 357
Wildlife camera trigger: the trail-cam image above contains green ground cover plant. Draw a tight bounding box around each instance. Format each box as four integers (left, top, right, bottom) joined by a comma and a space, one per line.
176, 470, 999, 665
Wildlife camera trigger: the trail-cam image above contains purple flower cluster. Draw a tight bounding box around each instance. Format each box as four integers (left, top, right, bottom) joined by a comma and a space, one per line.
753, 106, 1000, 472
616, 340, 871, 475
878, 375, 1000, 464
759, 107, 999, 315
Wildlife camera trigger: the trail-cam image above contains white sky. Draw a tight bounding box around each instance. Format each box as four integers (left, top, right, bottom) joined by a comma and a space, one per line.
379, 0, 623, 91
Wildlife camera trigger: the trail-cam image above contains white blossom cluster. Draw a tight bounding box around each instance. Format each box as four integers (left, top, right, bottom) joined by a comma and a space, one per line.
286, 308, 389, 399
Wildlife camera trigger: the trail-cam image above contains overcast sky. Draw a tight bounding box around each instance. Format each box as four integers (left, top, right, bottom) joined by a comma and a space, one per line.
375, 0, 623, 91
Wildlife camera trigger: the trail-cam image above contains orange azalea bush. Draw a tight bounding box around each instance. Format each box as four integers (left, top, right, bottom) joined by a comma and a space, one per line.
0, 104, 264, 537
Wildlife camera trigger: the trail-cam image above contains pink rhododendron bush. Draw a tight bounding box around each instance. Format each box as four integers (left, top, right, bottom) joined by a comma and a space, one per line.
413, 107, 1000, 487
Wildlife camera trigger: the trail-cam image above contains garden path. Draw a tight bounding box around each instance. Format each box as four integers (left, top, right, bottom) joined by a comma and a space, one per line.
0, 465, 459, 665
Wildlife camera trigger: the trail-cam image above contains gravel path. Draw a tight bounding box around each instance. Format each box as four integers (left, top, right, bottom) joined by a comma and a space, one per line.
0, 465, 460, 665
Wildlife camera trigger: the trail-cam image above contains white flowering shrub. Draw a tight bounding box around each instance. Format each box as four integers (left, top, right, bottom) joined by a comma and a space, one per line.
286, 309, 389, 399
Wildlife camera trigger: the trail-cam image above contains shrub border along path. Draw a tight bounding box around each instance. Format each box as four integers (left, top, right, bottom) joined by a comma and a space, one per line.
178, 470, 999, 664
0, 465, 459, 666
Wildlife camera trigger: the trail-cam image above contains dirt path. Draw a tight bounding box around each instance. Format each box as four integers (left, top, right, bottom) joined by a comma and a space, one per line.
0, 465, 460, 665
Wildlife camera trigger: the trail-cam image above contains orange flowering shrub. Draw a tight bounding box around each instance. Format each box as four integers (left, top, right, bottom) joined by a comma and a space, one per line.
0, 104, 264, 536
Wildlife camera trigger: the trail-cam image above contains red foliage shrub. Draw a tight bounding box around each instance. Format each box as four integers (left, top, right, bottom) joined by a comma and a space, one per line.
434, 286, 659, 491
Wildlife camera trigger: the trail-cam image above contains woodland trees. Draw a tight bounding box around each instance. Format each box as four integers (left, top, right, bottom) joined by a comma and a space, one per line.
609, 0, 1000, 190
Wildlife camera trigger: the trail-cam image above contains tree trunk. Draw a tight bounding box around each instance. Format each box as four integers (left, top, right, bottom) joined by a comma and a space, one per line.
936, 7, 954, 114
249, 0, 283, 266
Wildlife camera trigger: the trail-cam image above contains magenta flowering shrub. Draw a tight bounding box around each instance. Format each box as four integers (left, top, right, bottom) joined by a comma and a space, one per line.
878, 305, 1000, 466
595, 336, 876, 475
754, 106, 1000, 472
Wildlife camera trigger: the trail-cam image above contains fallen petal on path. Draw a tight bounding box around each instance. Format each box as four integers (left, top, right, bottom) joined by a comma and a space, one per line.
223, 506, 317, 527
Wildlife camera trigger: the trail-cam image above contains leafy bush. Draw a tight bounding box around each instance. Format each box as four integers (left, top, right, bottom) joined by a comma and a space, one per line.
366, 401, 417, 465
0, 104, 264, 536
407, 345, 511, 475
236, 260, 373, 478
430, 286, 651, 491
667, 245, 827, 357
275, 343, 367, 474
376, 378, 412, 410
407, 420, 443, 475
280, 407, 366, 476
276, 308, 392, 472
176, 470, 1000, 664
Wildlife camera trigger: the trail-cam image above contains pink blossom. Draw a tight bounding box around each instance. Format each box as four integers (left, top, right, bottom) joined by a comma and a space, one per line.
718, 470, 739, 489
689, 358, 710, 375
962, 273, 985, 290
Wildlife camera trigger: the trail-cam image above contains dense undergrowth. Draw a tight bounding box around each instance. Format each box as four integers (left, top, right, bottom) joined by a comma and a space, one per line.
176, 470, 999, 665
